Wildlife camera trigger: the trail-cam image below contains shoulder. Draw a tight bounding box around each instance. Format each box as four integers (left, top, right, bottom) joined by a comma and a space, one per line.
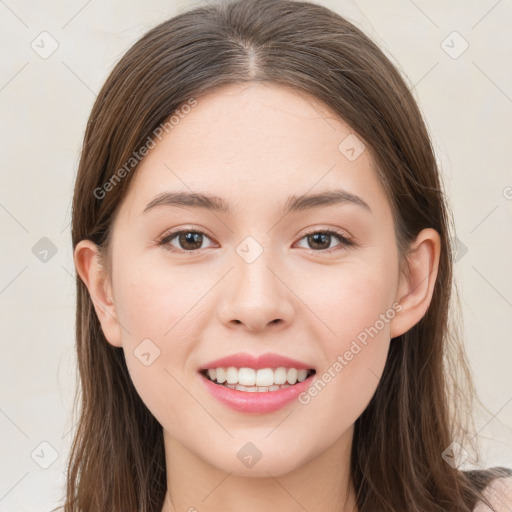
473, 476, 512, 512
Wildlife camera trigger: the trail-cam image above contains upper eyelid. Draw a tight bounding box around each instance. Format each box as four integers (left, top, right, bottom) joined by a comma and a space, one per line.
160, 226, 351, 239
297, 226, 351, 239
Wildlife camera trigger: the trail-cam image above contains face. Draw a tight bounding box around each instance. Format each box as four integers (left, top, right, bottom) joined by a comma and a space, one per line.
81, 82, 415, 477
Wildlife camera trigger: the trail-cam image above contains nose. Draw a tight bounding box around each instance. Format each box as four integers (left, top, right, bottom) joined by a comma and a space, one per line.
217, 249, 294, 332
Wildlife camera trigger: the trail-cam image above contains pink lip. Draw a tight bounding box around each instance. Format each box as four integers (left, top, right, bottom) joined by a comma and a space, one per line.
198, 371, 316, 413
199, 352, 314, 371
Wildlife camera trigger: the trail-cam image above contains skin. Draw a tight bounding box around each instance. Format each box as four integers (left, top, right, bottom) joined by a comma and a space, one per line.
74, 82, 441, 512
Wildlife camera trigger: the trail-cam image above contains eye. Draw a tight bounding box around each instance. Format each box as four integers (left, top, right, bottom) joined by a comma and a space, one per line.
157, 229, 216, 252
294, 229, 354, 252
157, 227, 354, 253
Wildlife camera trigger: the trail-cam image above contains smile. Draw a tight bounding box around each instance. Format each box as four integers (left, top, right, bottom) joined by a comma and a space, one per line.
198, 367, 317, 413
200, 367, 316, 392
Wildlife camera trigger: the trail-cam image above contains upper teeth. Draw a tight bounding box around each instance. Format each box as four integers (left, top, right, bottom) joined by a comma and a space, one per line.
206, 367, 312, 387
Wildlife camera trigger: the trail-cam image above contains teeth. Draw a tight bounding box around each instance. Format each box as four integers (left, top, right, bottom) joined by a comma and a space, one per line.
226, 367, 239, 384
203, 366, 313, 388
274, 367, 287, 384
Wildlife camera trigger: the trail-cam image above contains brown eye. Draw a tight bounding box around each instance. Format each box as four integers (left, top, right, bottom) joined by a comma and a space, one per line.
159, 230, 214, 252
295, 230, 353, 252
307, 232, 332, 250
177, 232, 204, 250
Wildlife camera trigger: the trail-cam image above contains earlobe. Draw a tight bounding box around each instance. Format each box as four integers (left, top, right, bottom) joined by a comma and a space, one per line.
73, 240, 123, 348
389, 228, 441, 339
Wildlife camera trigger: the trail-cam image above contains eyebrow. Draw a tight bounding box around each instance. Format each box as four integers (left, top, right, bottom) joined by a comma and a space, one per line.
142, 188, 371, 215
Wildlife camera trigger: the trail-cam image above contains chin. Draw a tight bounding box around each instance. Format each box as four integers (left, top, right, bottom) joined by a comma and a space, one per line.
201, 441, 311, 478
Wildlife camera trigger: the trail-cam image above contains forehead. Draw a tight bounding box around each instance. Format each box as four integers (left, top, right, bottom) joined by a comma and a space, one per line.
118, 82, 389, 218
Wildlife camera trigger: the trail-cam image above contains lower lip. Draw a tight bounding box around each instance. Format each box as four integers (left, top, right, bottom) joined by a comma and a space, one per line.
199, 372, 315, 413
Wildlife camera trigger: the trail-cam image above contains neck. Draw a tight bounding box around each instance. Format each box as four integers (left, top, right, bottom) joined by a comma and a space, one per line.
160, 425, 358, 512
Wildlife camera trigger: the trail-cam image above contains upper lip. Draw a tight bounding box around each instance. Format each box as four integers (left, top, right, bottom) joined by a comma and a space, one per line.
199, 352, 314, 371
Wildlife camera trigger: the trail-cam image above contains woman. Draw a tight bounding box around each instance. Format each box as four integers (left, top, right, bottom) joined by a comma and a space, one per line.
58, 0, 512, 510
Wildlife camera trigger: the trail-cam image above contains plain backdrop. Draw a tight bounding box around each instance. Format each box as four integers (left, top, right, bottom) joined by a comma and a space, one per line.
0, 0, 511, 510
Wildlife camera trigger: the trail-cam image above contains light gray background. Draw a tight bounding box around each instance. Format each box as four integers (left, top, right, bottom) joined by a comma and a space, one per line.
1, 1, 511, 510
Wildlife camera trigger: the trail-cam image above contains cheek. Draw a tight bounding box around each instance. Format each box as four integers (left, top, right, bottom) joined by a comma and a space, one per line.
294, 258, 398, 422
296, 254, 398, 346
113, 257, 212, 342
111, 260, 213, 420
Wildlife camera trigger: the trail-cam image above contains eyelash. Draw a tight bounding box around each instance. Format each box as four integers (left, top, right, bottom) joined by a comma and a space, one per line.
156, 227, 355, 254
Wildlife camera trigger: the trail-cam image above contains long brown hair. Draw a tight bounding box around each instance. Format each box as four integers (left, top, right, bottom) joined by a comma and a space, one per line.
57, 0, 511, 510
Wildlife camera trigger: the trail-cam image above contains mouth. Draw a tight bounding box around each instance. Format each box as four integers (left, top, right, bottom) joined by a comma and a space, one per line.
199, 367, 317, 393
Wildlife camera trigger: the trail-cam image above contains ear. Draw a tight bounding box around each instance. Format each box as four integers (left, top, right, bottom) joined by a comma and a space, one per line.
73, 240, 123, 348
390, 228, 441, 338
